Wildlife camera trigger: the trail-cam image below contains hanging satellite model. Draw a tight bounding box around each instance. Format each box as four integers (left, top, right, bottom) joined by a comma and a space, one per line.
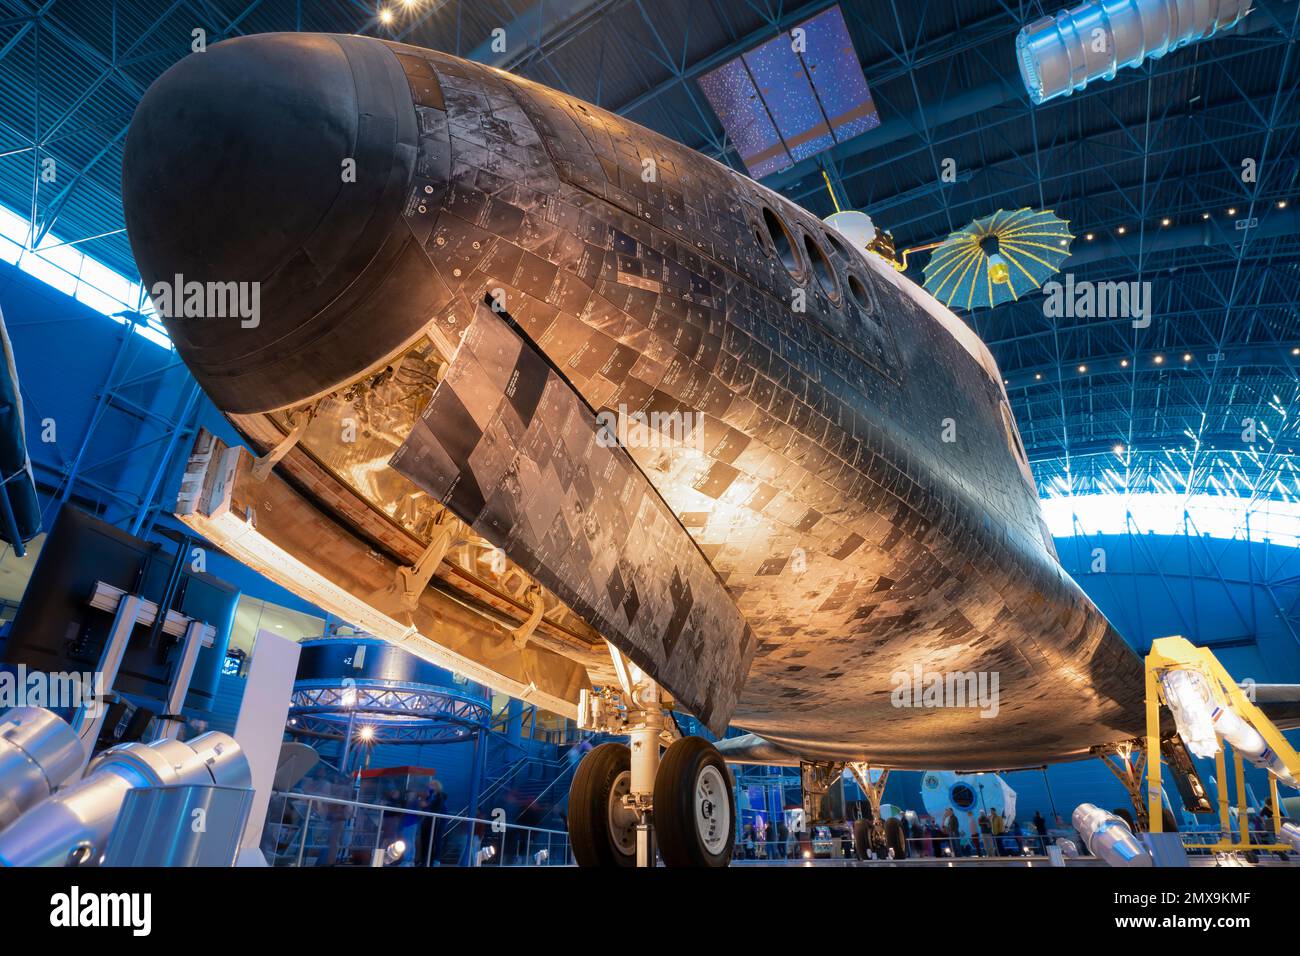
921, 208, 1072, 311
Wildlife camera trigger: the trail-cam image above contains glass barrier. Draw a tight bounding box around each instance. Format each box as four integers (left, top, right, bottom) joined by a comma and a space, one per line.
263, 791, 573, 867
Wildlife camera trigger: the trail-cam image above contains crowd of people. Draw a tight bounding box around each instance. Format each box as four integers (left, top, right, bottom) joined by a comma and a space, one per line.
736, 805, 1071, 860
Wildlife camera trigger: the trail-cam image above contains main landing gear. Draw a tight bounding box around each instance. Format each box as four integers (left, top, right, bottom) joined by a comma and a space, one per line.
568, 646, 734, 867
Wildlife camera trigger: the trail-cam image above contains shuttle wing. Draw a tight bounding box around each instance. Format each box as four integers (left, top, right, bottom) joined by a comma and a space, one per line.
390, 301, 755, 735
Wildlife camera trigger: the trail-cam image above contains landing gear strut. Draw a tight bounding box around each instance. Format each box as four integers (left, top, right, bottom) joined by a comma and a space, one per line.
568, 645, 734, 867
847, 762, 902, 859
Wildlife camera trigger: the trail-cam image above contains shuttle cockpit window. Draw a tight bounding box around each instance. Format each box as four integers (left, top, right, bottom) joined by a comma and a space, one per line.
760, 206, 801, 278
803, 232, 839, 302
846, 272, 878, 318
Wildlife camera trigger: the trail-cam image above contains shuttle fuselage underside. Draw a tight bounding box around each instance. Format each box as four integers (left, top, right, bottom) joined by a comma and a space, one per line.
125, 33, 1146, 769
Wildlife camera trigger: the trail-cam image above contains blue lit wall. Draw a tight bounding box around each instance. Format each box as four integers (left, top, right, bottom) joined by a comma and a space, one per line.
0, 259, 324, 620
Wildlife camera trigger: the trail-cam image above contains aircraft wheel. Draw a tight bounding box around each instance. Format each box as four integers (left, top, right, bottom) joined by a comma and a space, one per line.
654, 736, 734, 867
852, 818, 873, 860
883, 816, 907, 859
568, 743, 637, 867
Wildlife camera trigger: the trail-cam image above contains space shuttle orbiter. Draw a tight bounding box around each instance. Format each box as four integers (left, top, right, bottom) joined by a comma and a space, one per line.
119, 32, 1284, 866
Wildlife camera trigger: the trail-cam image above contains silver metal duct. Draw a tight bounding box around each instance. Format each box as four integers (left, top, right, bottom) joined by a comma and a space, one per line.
0, 708, 84, 831
0, 731, 249, 867
1017, 0, 1254, 104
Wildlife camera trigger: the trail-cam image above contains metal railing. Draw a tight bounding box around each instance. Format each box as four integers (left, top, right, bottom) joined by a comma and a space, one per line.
734, 831, 1060, 862
263, 791, 573, 867
1178, 827, 1296, 855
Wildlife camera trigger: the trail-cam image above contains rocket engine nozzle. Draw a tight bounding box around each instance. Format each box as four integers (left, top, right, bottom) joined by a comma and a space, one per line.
1072, 803, 1152, 867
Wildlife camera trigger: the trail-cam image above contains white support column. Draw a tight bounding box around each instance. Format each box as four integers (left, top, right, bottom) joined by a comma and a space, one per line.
233, 628, 301, 866
156, 619, 208, 740
71, 593, 142, 776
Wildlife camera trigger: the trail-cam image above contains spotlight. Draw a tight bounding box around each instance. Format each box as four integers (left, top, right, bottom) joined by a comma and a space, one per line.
1117, 226, 1126, 234
1121, 358, 1129, 367
1078, 364, 1087, 373
1154, 354, 1164, 364
1085, 233, 1094, 241
1058, 238, 1067, 246
1113, 444, 1124, 455
1292, 347, 1299, 356
1183, 353, 1192, 362
359, 725, 375, 741
988, 253, 1010, 285
1161, 218, 1171, 226
1201, 212, 1210, 220
1035, 372, 1042, 380
379, 7, 394, 24
1279, 200, 1289, 209
1227, 208, 1237, 216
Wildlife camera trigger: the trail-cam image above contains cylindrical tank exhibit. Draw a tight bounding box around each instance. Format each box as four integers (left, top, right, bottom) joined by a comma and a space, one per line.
0, 731, 249, 867
1017, 0, 1253, 104
0, 708, 84, 831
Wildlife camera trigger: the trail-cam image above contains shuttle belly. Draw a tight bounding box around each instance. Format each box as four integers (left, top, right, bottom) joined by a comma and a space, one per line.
124, 33, 1147, 768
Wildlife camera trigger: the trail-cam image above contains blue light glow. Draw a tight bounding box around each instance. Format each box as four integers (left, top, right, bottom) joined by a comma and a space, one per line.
1040, 493, 1300, 547
0, 202, 168, 349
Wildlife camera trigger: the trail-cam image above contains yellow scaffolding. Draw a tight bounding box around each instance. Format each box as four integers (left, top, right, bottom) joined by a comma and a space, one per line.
1145, 636, 1298, 853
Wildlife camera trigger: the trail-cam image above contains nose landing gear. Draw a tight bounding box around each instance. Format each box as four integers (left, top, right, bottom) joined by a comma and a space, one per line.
567, 645, 735, 867
568, 734, 735, 867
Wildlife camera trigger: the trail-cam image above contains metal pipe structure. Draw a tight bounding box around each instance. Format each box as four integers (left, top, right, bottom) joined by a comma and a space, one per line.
1017, 0, 1253, 104
0, 708, 85, 831
1072, 803, 1153, 866
0, 729, 249, 867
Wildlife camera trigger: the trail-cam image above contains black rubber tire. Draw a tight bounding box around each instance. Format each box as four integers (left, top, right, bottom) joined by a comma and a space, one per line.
852, 818, 872, 860
883, 816, 907, 859
654, 737, 735, 867
568, 743, 636, 867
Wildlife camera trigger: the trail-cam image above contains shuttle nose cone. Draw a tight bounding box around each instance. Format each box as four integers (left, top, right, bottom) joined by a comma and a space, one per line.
123, 33, 425, 413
